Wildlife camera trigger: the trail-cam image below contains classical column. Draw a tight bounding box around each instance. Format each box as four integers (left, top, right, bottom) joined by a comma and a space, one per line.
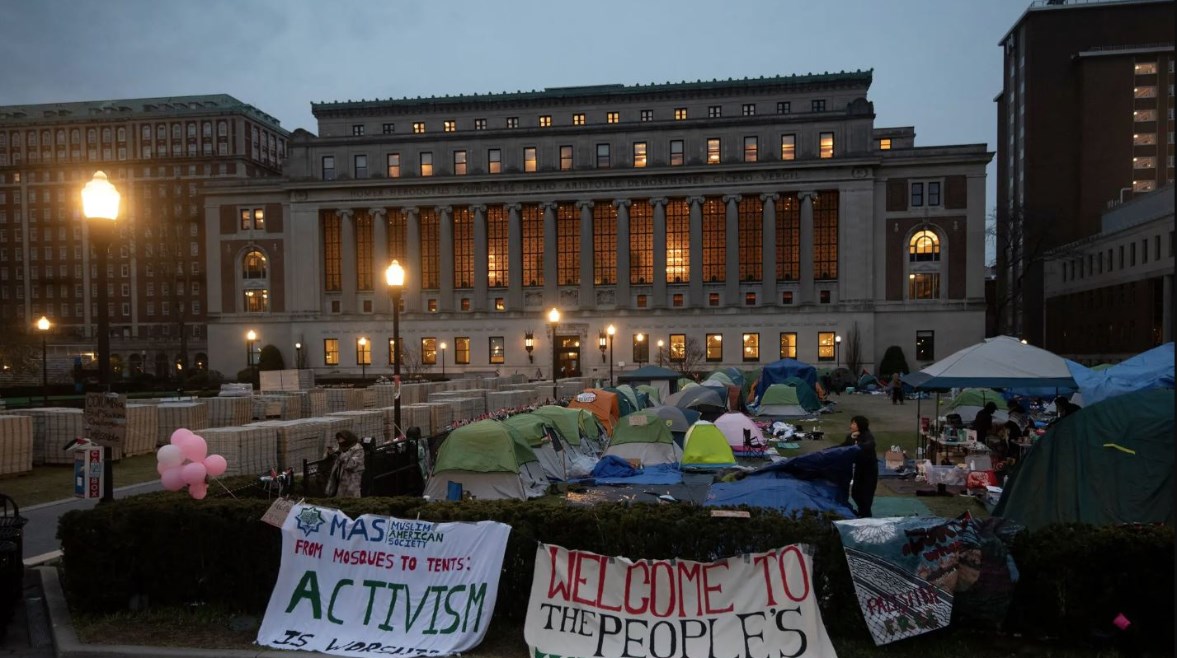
371, 207, 389, 313
542, 202, 558, 307
614, 199, 631, 308
578, 201, 594, 310
651, 198, 668, 308
760, 193, 778, 304
438, 205, 453, 312
507, 203, 523, 310
724, 194, 741, 305
472, 205, 488, 312
688, 196, 704, 306
338, 208, 356, 313
799, 191, 816, 304
404, 207, 420, 312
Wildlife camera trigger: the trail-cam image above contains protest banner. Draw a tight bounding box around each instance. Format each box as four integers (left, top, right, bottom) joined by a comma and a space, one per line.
525, 543, 836, 658
257, 504, 511, 657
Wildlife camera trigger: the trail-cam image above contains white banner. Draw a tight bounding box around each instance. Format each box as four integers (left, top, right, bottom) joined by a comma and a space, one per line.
257, 504, 511, 657
525, 543, 837, 658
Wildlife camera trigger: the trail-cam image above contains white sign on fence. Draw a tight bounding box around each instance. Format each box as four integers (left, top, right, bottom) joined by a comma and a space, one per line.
257, 504, 511, 657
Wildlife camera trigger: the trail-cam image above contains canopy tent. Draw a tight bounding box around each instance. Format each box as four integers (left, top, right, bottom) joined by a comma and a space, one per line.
903, 336, 1077, 390
713, 412, 768, 449
604, 409, 683, 466
567, 389, 620, 436
617, 365, 682, 400
754, 384, 812, 418
423, 420, 549, 500
680, 421, 737, 469
752, 358, 818, 402
1069, 342, 1174, 407
994, 389, 1174, 531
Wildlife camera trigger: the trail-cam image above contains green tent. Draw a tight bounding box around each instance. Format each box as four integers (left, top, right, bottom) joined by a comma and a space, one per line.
681, 421, 736, 468
424, 420, 550, 500
755, 384, 810, 418
502, 413, 555, 448
636, 384, 662, 405
994, 389, 1174, 531
531, 405, 602, 447
781, 376, 822, 412
947, 388, 1003, 410
604, 409, 681, 466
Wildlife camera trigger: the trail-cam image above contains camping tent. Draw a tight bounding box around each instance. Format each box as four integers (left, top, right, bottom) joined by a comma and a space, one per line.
650, 405, 698, 446
753, 358, 818, 401
531, 405, 605, 455
664, 385, 727, 416
501, 413, 596, 481
680, 421, 737, 469
713, 412, 768, 450
423, 420, 549, 500
1069, 342, 1174, 407
617, 365, 682, 400
604, 386, 641, 417
946, 388, 1009, 424
567, 389, 621, 436
780, 376, 822, 412
994, 389, 1174, 531
636, 384, 662, 405
604, 409, 683, 466
904, 335, 1076, 390
754, 384, 812, 418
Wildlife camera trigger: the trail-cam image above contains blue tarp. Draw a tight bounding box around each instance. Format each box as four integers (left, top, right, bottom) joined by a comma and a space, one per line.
584, 457, 683, 485
754, 358, 818, 402
704, 445, 858, 518
1069, 342, 1174, 406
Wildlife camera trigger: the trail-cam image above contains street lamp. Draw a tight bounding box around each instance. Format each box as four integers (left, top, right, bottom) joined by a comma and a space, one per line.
246, 330, 258, 372
295, 342, 303, 369
524, 331, 535, 363
636, 333, 646, 368
358, 337, 368, 380
439, 341, 446, 379
606, 324, 615, 387
548, 308, 561, 401
36, 316, 51, 406
82, 171, 120, 505
835, 334, 843, 369
386, 260, 405, 438
656, 339, 665, 367
598, 331, 607, 363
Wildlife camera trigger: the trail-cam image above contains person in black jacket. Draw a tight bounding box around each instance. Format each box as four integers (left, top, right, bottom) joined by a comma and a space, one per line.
839, 415, 879, 517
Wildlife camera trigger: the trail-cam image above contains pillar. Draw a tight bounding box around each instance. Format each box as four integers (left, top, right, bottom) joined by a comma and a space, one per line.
614, 199, 631, 307
338, 208, 356, 313
472, 205, 488, 312
724, 194, 740, 304
542, 202, 558, 308
799, 191, 815, 304
761, 193, 778, 305
578, 201, 594, 310
404, 207, 420, 312
507, 203, 523, 311
652, 198, 668, 308
438, 205, 453, 312
370, 207, 389, 313
688, 196, 703, 306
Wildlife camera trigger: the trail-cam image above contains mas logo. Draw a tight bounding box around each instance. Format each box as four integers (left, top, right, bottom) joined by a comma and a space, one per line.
295, 507, 326, 537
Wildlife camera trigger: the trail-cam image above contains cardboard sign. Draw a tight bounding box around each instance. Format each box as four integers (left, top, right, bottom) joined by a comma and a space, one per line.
260, 498, 297, 528
84, 392, 126, 446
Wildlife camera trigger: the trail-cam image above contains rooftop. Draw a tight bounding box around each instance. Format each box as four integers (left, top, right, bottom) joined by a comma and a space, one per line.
0, 94, 285, 130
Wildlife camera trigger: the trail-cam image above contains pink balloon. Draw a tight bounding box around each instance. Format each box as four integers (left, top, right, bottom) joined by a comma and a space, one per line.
160, 466, 185, 492
203, 454, 228, 478
180, 435, 208, 463
170, 428, 194, 446
181, 461, 207, 486
156, 461, 170, 476
188, 481, 208, 500
157, 444, 184, 468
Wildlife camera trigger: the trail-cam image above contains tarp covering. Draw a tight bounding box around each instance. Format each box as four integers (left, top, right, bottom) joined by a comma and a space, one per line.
681, 421, 737, 468
994, 388, 1174, 531
705, 445, 859, 517
1070, 342, 1175, 407
587, 458, 683, 485
904, 335, 1076, 390
753, 358, 818, 401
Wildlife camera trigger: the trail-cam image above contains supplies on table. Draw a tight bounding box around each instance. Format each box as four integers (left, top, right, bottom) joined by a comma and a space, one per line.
884, 445, 906, 470
918, 460, 968, 486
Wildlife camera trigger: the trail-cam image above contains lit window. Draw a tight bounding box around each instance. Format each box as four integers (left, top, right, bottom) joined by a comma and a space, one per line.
506, 117, 519, 129
488, 149, 502, 174
672, 294, 684, 307
1133, 180, 1155, 192
779, 332, 797, 358
878, 138, 892, 150
419, 152, 433, 177
669, 334, 685, 362
817, 332, 835, 361
1134, 62, 1157, 74
1134, 86, 1156, 99
524, 147, 537, 173
781, 134, 796, 161
819, 132, 835, 159
538, 115, 552, 128
706, 334, 723, 361
243, 249, 268, 278
474, 118, 486, 130
909, 230, 940, 261
640, 109, 653, 122
1134, 133, 1156, 145
494, 297, 505, 311
453, 150, 467, 175
674, 108, 687, 120
607, 112, 620, 124
421, 338, 437, 364
387, 153, 400, 177
908, 272, 941, 299
443, 120, 456, 133
412, 122, 425, 134
1133, 156, 1156, 169
324, 339, 339, 366
633, 142, 647, 168
742, 333, 759, 362
707, 138, 721, 164
743, 136, 757, 162
670, 140, 684, 166
596, 144, 610, 169
559, 145, 573, 171
572, 113, 585, 126
1134, 109, 1157, 122
356, 338, 371, 365
489, 336, 505, 364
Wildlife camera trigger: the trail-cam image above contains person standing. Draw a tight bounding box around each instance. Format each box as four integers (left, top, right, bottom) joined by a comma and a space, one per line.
326, 430, 365, 498
890, 372, 904, 405
840, 415, 879, 517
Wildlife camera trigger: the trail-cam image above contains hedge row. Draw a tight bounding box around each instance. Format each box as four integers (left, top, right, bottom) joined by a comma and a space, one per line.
57, 490, 1173, 650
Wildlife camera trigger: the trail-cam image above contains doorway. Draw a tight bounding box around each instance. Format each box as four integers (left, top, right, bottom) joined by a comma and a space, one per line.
555, 335, 581, 378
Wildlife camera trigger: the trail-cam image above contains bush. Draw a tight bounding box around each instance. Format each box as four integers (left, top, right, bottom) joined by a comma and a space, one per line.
235, 367, 257, 388
258, 344, 285, 371
183, 369, 224, 391
879, 345, 911, 379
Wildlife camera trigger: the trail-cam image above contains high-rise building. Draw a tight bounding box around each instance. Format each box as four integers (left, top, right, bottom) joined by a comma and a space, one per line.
203, 72, 992, 380
995, 0, 1175, 346
0, 95, 287, 384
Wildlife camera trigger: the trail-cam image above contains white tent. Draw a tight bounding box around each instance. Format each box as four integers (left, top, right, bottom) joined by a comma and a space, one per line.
904, 336, 1076, 390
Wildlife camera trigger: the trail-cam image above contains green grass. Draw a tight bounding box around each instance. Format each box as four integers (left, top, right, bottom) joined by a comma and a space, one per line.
0, 453, 162, 507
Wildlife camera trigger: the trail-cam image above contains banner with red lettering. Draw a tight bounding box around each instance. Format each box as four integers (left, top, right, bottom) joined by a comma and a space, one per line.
525, 543, 837, 658
256, 503, 510, 657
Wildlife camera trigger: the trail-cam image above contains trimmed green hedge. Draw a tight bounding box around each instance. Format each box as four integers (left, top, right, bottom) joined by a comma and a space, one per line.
57, 491, 1173, 650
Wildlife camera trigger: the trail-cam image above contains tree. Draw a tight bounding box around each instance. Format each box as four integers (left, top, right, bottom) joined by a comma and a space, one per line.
669, 336, 706, 380
257, 344, 285, 371
396, 341, 428, 381
133, 200, 205, 376
878, 346, 910, 379
844, 321, 864, 376
0, 320, 39, 377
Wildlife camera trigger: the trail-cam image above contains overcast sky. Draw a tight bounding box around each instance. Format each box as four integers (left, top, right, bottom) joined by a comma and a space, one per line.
2, 0, 1032, 261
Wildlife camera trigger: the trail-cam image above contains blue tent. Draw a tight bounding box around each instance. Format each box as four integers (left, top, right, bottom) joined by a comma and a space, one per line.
1070, 342, 1174, 406
753, 358, 818, 402
704, 445, 858, 518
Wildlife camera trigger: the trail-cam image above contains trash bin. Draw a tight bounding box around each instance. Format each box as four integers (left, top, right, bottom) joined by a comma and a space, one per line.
0, 493, 28, 628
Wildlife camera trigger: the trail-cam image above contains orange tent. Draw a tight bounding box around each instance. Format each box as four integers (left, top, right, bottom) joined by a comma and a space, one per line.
567, 389, 620, 436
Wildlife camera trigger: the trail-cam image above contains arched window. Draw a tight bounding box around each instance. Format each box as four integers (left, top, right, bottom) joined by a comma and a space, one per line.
243, 250, 267, 279
909, 230, 940, 262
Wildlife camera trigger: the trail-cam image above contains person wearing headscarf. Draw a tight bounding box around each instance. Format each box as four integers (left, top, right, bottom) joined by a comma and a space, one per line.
839, 415, 879, 517
326, 430, 365, 498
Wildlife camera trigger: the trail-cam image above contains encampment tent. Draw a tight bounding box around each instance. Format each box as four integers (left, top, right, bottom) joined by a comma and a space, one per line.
567, 389, 621, 436
680, 421, 737, 469
713, 412, 768, 451
650, 405, 697, 446
994, 388, 1174, 531
501, 413, 596, 481
604, 409, 683, 466
664, 385, 727, 416
780, 376, 822, 412
618, 365, 683, 401
946, 388, 1009, 424
531, 405, 605, 455
1070, 342, 1174, 407
705, 445, 859, 518
754, 384, 812, 418
423, 420, 549, 500
753, 358, 818, 402
904, 335, 1076, 390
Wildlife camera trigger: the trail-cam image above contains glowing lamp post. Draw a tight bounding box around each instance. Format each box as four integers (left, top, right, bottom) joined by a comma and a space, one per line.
36, 316, 51, 407
246, 330, 258, 373
606, 324, 615, 387
835, 334, 842, 369
386, 260, 405, 437
358, 337, 368, 380
81, 171, 120, 391
439, 341, 446, 379
548, 308, 560, 401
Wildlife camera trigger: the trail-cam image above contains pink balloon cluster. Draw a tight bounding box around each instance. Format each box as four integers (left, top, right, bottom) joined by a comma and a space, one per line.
156, 428, 228, 500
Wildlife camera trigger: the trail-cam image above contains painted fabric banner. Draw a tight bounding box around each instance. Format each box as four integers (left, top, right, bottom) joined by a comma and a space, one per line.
525, 543, 837, 658
257, 503, 511, 657
833, 515, 973, 645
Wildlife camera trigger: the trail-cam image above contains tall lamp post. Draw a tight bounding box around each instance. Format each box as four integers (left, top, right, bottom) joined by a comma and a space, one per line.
636, 333, 646, 368
439, 341, 446, 379
606, 324, 615, 387
82, 170, 120, 505
358, 337, 368, 380
246, 330, 258, 374
386, 260, 405, 438
656, 339, 666, 367
295, 342, 303, 369
548, 308, 561, 401
36, 316, 51, 406
835, 334, 843, 369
